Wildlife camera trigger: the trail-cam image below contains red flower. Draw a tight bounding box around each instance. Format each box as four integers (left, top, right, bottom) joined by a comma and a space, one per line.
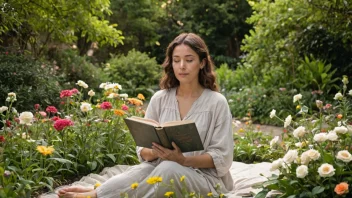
46, 106, 58, 114
34, 104, 40, 110
60, 90, 73, 98
51, 116, 60, 121
100, 102, 112, 110
0, 135, 5, 142
53, 119, 73, 131
71, 88, 79, 94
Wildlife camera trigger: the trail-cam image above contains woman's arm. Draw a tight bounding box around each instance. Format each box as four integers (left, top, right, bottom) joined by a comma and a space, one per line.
140, 148, 158, 162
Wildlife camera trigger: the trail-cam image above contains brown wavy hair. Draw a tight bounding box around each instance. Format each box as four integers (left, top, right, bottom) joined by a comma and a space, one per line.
159, 33, 218, 92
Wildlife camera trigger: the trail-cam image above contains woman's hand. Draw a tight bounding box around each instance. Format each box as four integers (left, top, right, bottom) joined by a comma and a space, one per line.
152, 142, 185, 165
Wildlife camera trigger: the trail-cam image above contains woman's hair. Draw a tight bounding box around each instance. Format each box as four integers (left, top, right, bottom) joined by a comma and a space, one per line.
159, 33, 218, 92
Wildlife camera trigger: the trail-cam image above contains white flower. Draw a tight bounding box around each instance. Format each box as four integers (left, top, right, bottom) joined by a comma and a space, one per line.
270, 109, 276, 119
107, 93, 119, 99
88, 90, 95, 97
80, 102, 92, 112
318, 163, 335, 177
284, 115, 292, 128
327, 131, 338, 141
334, 126, 348, 134
76, 80, 88, 88
349, 90, 352, 96
99, 83, 107, 89
270, 136, 280, 148
119, 93, 128, 99
12, 107, 17, 114
334, 92, 343, 100
296, 165, 308, 178
300, 152, 310, 165
305, 149, 320, 161
0, 106, 8, 113
313, 133, 327, 143
228, 99, 234, 103
104, 83, 122, 90
293, 94, 302, 103
270, 158, 283, 171
19, 112, 34, 125
336, 150, 352, 163
6, 92, 17, 102
283, 149, 298, 164
295, 142, 303, 148
293, 126, 306, 138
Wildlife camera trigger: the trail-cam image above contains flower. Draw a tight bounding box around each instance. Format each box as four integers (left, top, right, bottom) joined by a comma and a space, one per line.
293, 126, 306, 138
6, 92, 16, 102
0, 135, 5, 142
131, 182, 138, 189
113, 109, 125, 116
0, 106, 8, 113
300, 152, 310, 165
121, 104, 129, 111
119, 93, 128, 99
164, 191, 174, 197
305, 149, 320, 161
337, 114, 343, 119
316, 100, 323, 109
137, 93, 145, 100
283, 150, 298, 164
269, 109, 276, 118
318, 163, 335, 177
270, 158, 283, 171
295, 142, 303, 148
60, 90, 73, 98
104, 83, 122, 90
80, 102, 93, 112
313, 133, 327, 143
334, 182, 349, 195
334, 92, 343, 100
336, 150, 352, 163
296, 165, 308, 178
293, 94, 302, 103
327, 131, 338, 141
107, 93, 119, 99
36, 145, 55, 156
88, 90, 95, 97
76, 80, 88, 88
128, 98, 143, 106
34, 104, 40, 110
39, 111, 47, 117
70, 88, 80, 94
146, 176, 162, 184
180, 175, 185, 182
207, 192, 213, 197
19, 112, 34, 125
270, 136, 279, 148
334, 126, 348, 134
53, 119, 73, 131
284, 115, 292, 128
100, 102, 112, 110
94, 182, 101, 189
349, 90, 352, 96
99, 83, 107, 89
46, 106, 58, 114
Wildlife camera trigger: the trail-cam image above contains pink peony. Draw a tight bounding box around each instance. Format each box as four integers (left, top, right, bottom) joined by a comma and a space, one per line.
60, 90, 73, 98
100, 102, 112, 110
121, 104, 129, 111
54, 119, 73, 131
46, 106, 58, 114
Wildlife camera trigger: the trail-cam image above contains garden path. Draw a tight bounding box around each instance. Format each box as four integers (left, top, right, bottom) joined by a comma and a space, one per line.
232, 119, 284, 137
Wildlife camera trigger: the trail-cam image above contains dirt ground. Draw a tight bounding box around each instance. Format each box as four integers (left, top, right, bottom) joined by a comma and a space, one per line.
232, 119, 284, 137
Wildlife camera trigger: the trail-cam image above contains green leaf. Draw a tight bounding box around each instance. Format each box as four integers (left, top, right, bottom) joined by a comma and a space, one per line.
106, 154, 116, 163
48, 158, 73, 164
254, 190, 269, 198
312, 186, 324, 195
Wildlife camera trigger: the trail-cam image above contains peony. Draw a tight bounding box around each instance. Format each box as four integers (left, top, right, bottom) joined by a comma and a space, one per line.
293, 94, 302, 103
60, 90, 73, 98
76, 80, 88, 88
270, 136, 279, 148
284, 115, 292, 128
100, 102, 112, 110
293, 126, 306, 138
296, 165, 308, 178
318, 163, 335, 177
39, 111, 47, 117
313, 133, 327, 143
269, 109, 276, 119
334, 126, 348, 134
34, 104, 40, 110
334, 92, 343, 100
335, 182, 349, 195
283, 150, 298, 164
0, 106, 8, 113
88, 90, 95, 97
19, 112, 34, 125
327, 131, 338, 141
54, 119, 74, 131
46, 106, 58, 114
80, 102, 92, 112
270, 158, 283, 171
336, 150, 352, 163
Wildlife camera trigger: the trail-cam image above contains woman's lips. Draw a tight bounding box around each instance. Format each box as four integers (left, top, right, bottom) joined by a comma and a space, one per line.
179, 73, 188, 76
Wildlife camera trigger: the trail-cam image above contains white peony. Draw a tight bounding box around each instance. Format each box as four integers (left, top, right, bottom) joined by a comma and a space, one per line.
293, 94, 302, 103
300, 152, 310, 165
270, 158, 283, 171
76, 80, 88, 88
334, 92, 343, 100
296, 165, 308, 178
318, 163, 335, 177
336, 150, 352, 163
284, 115, 292, 128
293, 126, 306, 138
270, 109, 276, 119
334, 126, 348, 134
270, 136, 280, 148
313, 133, 327, 143
0, 106, 8, 113
327, 131, 338, 141
80, 102, 92, 112
283, 149, 298, 164
88, 90, 95, 97
19, 112, 34, 125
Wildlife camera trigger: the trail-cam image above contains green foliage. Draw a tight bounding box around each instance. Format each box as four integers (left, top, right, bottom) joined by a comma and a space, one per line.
0, 54, 61, 112
106, 49, 161, 99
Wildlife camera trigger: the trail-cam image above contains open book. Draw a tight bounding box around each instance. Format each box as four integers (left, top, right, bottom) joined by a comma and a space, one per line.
124, 116, 204, 152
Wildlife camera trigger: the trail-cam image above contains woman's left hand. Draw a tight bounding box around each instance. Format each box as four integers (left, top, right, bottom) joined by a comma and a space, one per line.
152, 142, 185, 165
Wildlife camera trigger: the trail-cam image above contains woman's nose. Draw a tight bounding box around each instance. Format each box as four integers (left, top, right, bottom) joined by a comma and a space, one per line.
180, 60, 186, 69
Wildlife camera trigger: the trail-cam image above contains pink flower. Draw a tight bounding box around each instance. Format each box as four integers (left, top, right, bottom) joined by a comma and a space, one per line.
46, 106, 58, 114
51, 116, 60, 121
324, 104, 332, 110
100, 102, 112, 110
60, 90, 73, 98
39, 111, 47, 117
53, 119, 73, 131
34, 104, 40, 110
121, 104, 129, 111
71, 88, 80, 94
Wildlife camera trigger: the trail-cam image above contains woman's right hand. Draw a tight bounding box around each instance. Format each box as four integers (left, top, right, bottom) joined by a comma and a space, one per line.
140, 148, 159, 162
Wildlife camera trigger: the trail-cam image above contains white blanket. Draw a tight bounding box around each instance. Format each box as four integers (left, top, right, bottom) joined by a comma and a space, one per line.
40, 161, 276, 198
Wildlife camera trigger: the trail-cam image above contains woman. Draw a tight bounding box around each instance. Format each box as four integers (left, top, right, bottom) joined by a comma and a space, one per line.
58, 33, 234, 198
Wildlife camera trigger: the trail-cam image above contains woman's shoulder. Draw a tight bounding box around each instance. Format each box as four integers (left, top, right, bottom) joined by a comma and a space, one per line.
203, 89, 228, 103
150, 88, 176, 101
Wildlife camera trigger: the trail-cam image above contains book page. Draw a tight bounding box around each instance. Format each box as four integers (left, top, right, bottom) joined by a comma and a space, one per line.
128, 116, 160, 127
161, 120, 194, 127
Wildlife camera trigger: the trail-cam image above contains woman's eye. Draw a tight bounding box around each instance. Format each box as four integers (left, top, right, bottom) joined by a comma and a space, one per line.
186, 60, 193, 63
173, 60, 180, 63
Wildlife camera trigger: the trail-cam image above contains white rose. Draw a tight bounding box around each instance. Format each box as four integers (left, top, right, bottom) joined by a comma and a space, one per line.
80, 102, 92, 112
270, 158, 283, 171
296, 165, 308, 178
284, 115, 292, 128
99, 83, 107, 89
76, 80, 88, 88
293, 94, 302, 103
336, 150, 352, 163
19, 112, 34, 125
88, 90, 95, 97
314, 133, 327, 143
334, 92, 343, 100
270, 109, 276, 119
318, 163, 335, 177
306, 149, 320, 161
293, 126, 306, 138
327, 131, 338, 141
334, 126, 348, 134
119, 93, 128, 99
0, 106, 8, 113
270, 136, 280, 148
295, 142, 303, 148
283, 149, 298, 164
300, 152, 311, 165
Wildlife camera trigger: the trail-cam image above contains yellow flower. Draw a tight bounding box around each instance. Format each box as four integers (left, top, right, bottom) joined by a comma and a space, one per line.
238, 128, 244, 133
164, 191, 174, 197
146, 176, 162, 184
296, 105, 301, 109
131, 182, 139, 189
219, 194, 224, 198
36, 145, 55, 156
137, 93, 145, 101
94, 182, 101, 189
113, 109, 126, 116
180, 175, 185, 182
127, 98, 143, 106
207, 192, 213, 197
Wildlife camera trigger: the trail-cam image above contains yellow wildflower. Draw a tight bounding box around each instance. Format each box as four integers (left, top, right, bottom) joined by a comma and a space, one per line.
207, 192, 213, 197
36, 145, 55, 156
131, 182, 139, 189
219, 193, 224, 198
146, 176, 162, 184
127, 98, 143, 106
94, 182, 101, 189
113, 109, 126, 116
239, 128, 244, 133
180, 175, 185, 182
164, 191, 174, 197
296, 105, 301, 109
137, 93, 145, 101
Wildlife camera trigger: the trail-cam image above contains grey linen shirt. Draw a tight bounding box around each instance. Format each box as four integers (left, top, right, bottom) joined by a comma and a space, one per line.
136, 87, 234, 191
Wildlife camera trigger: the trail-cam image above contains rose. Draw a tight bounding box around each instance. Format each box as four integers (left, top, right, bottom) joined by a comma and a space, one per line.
283, 150, 298, 164
0, 106, 8, 113
305, 149, 320, 161
334, 126, 348, 134
300, 152, 310, 165
334, 182, 349, 195
296, 165, 308, 178
293, 94, 302, 103
270, 109, 276, 119
19, 112, 34, 125
293, 126, 306, 138
336, 150, 352, 163
313, 133, 327, 143
334, 92, 343, 100
318, 163, 335, 177
270, 158, 283, 171
284, 115, 292, 128
80, 102, 93, 112
54, 119, 73, 131
76, 80, 88, 88
88, 90, 95, 97
327, 131, 338, 141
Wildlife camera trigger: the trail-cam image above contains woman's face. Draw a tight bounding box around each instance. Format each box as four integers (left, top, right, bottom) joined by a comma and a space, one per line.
172, 44, 204, 86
